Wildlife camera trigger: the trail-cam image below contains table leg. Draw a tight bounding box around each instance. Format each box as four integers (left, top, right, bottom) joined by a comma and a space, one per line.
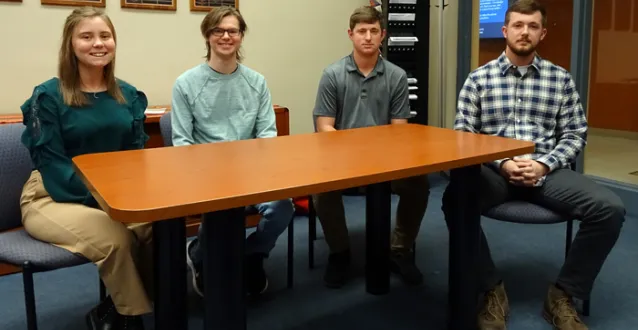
153, 218, 188, 330
202, 208, 246, 330
447, 165, 481, 330
365, 181, 392, 295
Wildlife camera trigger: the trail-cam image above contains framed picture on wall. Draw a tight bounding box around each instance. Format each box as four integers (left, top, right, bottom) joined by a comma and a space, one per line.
41, 0, 105, 7
121, 0, 176, 11
190, 0, 237, 13
1, 0, 23, 3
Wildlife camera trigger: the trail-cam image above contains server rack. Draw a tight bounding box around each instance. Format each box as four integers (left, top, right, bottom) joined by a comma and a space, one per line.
380, 0, 430, 125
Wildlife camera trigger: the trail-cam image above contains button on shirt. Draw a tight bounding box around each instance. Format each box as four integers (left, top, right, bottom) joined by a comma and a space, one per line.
455, 52, 588, 172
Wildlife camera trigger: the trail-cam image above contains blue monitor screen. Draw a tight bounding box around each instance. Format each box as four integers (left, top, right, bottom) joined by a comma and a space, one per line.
479, 0, 510, 39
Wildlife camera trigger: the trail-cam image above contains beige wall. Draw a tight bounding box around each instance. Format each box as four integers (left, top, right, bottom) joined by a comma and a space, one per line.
427, 0, 460, 129
0, 0, 367, 134
427, 0, 480, 129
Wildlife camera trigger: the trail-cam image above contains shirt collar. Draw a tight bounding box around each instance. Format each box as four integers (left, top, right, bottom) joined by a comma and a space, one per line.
497, 51, 542, 76
346, 52, 385, 76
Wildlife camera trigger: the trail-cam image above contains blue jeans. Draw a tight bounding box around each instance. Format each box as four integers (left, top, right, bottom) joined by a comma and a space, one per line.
188, 199, 295, 266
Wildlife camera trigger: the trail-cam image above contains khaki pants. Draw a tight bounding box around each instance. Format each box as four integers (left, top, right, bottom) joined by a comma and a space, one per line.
313, 175, 430, 253
20, 171, 153, 316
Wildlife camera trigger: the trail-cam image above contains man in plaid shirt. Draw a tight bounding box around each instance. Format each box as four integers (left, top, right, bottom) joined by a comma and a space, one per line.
442, 1, 625, 329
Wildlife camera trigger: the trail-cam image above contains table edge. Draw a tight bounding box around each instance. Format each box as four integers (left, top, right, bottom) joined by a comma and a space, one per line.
75, 143, 534, 223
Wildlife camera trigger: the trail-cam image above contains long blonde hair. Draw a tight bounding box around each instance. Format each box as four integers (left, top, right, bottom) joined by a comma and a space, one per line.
58, 7, 125, 107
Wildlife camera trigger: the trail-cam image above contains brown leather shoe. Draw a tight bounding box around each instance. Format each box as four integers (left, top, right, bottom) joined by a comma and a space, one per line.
478, 282, 509, 330
543, 285, 588, 330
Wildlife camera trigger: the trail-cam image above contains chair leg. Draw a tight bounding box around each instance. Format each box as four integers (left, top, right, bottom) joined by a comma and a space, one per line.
23, 261, 38, 330
565, 220, 574, 258
308, 195, 317, 241
99, 276, 106, 301
287, 215, 294, 288
308, 195, 316, 269
583, 299, 590, 316
565, 220, 591, 316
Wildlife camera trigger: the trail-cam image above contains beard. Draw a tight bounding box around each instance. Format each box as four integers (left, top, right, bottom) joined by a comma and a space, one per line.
507, 38, 537, 57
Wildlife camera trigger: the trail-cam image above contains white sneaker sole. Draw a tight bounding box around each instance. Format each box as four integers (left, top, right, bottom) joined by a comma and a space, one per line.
248, 278, 269, 296
259, 278, 269, 294
186, 240, 204, 298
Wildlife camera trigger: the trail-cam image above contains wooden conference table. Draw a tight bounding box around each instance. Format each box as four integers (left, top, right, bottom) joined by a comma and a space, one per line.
72, 124, 534, 330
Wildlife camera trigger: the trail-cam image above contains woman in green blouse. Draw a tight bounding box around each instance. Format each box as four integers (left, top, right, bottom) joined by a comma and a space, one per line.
19, 7, 151, 330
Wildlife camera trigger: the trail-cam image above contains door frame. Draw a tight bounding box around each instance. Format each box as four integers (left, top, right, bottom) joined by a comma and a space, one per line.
570, 0, 594, 175
573, 0, 638, 217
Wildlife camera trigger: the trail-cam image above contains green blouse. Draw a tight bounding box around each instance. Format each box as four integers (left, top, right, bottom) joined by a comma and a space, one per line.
20, 77, 149, 207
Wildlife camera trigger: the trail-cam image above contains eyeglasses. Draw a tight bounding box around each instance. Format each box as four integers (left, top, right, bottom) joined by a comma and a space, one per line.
211, 28, 241, 37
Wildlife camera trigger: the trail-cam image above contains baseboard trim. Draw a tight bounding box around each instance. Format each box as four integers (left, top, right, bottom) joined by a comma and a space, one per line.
587, 174, 638, 218
589, 128, 638, 140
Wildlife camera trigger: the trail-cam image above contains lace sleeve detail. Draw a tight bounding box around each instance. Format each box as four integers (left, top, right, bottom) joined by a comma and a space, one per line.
21, 88, 44, 145
20, 87, 59, 161
18, 85, 91, 204
126, 90, 149, 150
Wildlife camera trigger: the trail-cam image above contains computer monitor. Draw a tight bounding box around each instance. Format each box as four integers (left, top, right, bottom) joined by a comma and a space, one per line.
479, 0, 514, 39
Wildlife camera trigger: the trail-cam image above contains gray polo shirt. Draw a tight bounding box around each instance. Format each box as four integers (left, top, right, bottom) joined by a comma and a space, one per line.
313, 53, 411, 131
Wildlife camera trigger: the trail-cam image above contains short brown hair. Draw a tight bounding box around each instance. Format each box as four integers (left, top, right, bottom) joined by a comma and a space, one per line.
505, 0, 547, 27
59, 7, 125, 107
200, 6, 247, 62
349, 6, 384, 30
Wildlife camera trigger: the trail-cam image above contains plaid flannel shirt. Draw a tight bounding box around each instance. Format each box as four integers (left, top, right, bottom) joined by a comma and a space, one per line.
455, 52, 588, 173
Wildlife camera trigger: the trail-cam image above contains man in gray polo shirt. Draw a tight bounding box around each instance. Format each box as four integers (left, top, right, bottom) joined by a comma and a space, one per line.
312, 5, 430, 289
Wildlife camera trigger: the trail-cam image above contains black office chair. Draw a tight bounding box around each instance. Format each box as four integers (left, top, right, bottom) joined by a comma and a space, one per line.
158, 113, 295, 288
484, 200, 591, 316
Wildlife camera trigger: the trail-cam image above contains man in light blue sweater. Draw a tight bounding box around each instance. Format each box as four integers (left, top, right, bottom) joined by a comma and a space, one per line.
171, 6, 294, 297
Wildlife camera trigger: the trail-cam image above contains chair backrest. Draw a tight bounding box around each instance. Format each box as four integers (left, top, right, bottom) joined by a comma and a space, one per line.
159, 112, 172, 147
0, 123, 33, 231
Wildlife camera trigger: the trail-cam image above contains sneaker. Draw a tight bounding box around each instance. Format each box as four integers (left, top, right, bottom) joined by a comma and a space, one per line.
323, 250, 351, 288
186, 239, 204, 297
478, 282, 509, 330
390, 249, 423, 286
543, 284, 588, 330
